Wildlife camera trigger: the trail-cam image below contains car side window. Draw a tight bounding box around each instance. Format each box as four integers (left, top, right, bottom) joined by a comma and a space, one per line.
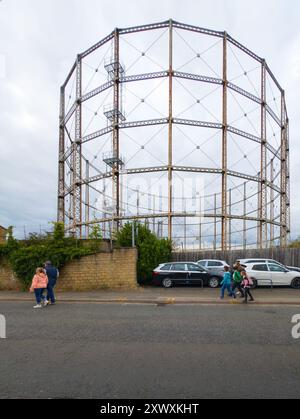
187, 264, 203, 272
252, 264, 269, 272
161, 264, 172, 271
171, 264, 186, 271
207, 261, 220, 267
268, 264, 286, 272
198, 261, 206, 267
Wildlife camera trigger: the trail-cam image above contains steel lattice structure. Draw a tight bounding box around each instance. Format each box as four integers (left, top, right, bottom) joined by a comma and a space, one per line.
58, 19, 290, 250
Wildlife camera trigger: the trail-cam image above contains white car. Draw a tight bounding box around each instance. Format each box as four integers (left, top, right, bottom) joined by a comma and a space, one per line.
246, 262, 300, 289
197, 260, 229, 275
237, 258, 300, 273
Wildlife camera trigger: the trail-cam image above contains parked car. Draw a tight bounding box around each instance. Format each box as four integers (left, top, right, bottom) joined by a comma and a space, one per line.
237, 258, 300, 273
152, 262, 223, 288
246, 262, 300, 289
196, 260, 229, 275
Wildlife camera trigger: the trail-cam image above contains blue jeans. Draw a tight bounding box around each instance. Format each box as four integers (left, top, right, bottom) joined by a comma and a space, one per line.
221, 283, 234, 298
34, 288, 46, 304
47, 279, 57, 303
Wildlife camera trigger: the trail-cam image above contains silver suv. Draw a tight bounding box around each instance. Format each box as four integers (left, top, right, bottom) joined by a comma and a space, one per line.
197, 260, 229, 275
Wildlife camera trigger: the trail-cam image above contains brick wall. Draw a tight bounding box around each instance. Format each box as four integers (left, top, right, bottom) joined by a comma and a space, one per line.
0, 248, 138, 291
56, 248, 138, 291
0, 258, 20, 291
0, 227, 7, 245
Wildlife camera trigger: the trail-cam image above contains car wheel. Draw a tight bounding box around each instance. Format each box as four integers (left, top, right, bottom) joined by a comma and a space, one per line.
208, 277, 220, 288
291, 278, 300, 289
162, 278, 173, 288
252, 279, 258, 289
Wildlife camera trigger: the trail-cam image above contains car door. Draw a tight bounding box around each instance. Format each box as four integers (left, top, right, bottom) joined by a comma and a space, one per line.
170, 263, 188, 284
207, 261, 224, 275
268, 263, 291, 286
187, 263, 208, 286
250, 264, 271, 286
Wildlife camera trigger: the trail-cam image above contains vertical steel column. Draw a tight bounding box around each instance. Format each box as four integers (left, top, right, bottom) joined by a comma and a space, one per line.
199, 194, 202, 250
153, 195, 156, 235
270, 159, 274, 246
58, 86, 65, 224
243, 182, 247, 250
286, 119, 290, 241
112, 28, 120, 235
259, 60, 267, 248
214, 193, 217, 251
72, 55, 83, 237
228, 189, 232, 250
221, 32, 228, 251
168, 19, 173, 241
85, 159, 90, 239
280, 92, 287, 247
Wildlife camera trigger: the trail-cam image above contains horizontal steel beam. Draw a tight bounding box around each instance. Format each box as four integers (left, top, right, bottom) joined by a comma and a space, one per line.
174, 71, 222, 85
227, 34, 262, 63
82, 126, 113, 144
227, 82, 261, 105
173, 118, 223, 130
227, 125, 278, 157
265, 104, 282, 127
265, 62, 284, 94
62, 102, 76, 126
119, 20, 169, 35
120, 118, 169, 129
81, 80, 114, 103
173, 20, 224, 38
62, 61, 76, 89
66, 212, 281, 229
81, 32, 114, 59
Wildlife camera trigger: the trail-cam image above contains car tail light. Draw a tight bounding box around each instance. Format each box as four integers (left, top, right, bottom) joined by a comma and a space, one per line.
152, 271, 159, 276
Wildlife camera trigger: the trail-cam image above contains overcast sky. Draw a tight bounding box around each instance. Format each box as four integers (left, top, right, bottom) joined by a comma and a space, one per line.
0, 0, 299, 239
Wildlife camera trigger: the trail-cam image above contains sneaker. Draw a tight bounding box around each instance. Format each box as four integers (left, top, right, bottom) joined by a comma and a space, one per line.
43, 300, 49, 307
33, 304, 42, 309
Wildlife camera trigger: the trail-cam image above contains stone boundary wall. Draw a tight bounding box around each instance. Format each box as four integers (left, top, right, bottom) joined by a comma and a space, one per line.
0, 248, 138, 291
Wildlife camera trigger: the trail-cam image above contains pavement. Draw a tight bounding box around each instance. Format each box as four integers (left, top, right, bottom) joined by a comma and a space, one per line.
0, 286, 300, 305
0, 302, 300, 399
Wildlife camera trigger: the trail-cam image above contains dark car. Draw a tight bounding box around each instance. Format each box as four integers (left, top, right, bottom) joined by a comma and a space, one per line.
152, 262, 223, 288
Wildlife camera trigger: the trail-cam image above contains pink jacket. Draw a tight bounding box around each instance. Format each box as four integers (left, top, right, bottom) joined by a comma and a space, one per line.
242, 277, 251, 288
30, 273, 48, 291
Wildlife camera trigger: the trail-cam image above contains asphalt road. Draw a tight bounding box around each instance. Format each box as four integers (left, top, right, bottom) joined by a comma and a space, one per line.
0, 302, 300, 399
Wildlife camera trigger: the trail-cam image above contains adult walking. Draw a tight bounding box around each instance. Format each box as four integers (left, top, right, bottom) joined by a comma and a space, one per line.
241, 270, 255, 303
232, 265, 245, 299
29, 268, 48, 309
220, 266, 234, 299
44, 261, 59, 305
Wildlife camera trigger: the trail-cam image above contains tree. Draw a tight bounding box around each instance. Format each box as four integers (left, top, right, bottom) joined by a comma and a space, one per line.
289, 238, 300, 248
116, 222, 173, 283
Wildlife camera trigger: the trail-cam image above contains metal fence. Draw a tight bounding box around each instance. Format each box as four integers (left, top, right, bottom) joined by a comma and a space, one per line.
172, 247, 300, 268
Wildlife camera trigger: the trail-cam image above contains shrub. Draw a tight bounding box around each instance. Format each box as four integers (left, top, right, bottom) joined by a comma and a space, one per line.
1, 223, 94, 290
116, 222, 173, 284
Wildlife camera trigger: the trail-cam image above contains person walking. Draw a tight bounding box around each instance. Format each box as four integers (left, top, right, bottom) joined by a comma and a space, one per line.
232, 266, 245, 299
220, 266, 234, 299
29, 268, 48, 309
44, 261, 59, 305
241, 270, 255, 303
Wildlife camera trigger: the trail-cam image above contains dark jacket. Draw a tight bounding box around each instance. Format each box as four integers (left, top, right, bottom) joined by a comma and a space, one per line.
45, 265, 59, 282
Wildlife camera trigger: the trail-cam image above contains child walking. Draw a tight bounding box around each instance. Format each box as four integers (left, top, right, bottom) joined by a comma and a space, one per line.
29, 268, 48, 309
220, 266, 234, 299
241, 270, 255, 303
